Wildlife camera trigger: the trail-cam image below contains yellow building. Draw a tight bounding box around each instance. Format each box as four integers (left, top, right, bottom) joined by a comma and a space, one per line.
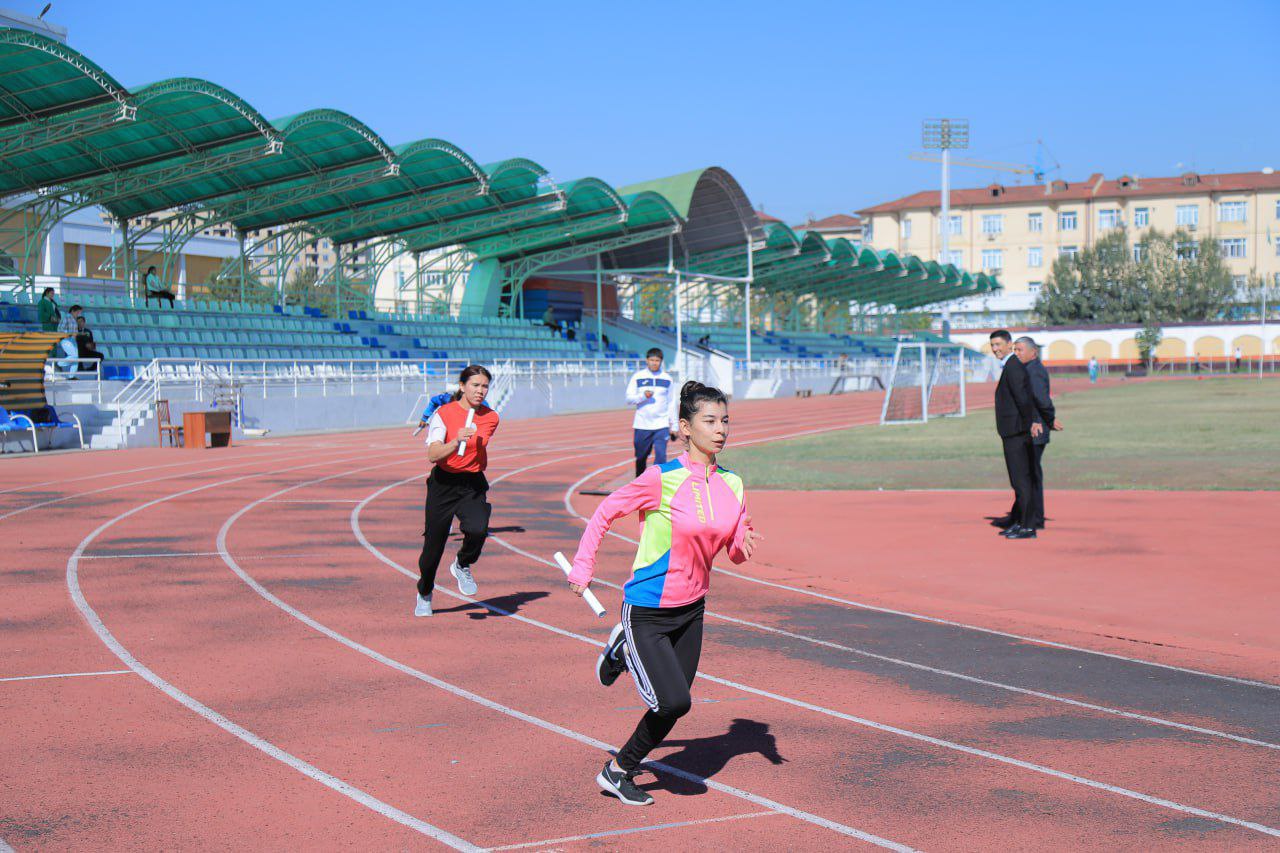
858, 169, 1280, 325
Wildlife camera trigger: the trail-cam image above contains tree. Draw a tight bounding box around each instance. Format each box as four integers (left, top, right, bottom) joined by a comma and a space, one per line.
202, 257, 272, 304
1035, 228, 1235, 326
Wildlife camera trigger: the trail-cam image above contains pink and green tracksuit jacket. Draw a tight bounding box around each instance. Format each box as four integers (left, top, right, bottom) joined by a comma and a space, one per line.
569, 453, 752, 608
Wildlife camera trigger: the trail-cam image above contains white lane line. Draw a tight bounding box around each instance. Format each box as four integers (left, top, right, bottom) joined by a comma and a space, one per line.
67, 452, 479, 852
0, 836, 13, 852
263, 499, 363, 504
484, 810, 781, 850
1, 669, 132, 683
561, 455, 1280, 693
0, 444, 361, 524
490, 535, 1280, 750
354, 464, 1280, 840
223, 466, 914, 851
79, 552, 321, 561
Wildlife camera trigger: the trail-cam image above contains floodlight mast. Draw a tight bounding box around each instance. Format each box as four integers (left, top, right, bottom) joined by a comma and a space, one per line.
922, 119, 969, 332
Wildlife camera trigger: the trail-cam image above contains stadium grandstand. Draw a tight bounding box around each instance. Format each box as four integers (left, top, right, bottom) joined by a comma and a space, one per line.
0, 25, 998, 450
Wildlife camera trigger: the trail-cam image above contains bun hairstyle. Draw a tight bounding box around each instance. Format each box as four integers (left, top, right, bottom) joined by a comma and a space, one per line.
452, 364, 493, 401
678, 380, 727, 423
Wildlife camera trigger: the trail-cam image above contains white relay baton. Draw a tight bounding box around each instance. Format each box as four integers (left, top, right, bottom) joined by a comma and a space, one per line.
554, 551, 606, 618
456, 407, 475, 457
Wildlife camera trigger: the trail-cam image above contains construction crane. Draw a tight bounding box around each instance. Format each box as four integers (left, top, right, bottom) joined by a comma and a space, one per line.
909, 140, 1060, 184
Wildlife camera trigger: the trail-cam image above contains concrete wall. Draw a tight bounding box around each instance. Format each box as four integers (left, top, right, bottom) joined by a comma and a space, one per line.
953, 320, 1278, 363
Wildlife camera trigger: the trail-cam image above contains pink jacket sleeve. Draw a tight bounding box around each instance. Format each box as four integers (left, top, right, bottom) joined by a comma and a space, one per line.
726, 499, 753, 564
568, 466, 662, 586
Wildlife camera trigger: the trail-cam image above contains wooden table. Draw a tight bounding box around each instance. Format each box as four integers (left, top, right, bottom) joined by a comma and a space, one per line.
183, 410, 232, 449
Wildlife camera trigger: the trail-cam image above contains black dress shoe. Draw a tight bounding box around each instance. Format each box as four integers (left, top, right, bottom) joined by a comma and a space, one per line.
999, 524, 1022, 537
990, 516, 1016, 529
1006, 527, 1037, 539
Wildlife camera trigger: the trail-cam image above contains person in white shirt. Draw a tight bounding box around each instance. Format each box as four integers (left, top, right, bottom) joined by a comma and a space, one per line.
625, 348, 679, 477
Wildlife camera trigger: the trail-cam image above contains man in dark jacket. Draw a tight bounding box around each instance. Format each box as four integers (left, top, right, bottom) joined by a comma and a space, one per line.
1013, 336, 1062, 530
988, 330, 1039, 539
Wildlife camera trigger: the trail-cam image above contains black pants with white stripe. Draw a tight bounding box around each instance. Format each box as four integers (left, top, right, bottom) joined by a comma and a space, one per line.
616, 597, 705, 772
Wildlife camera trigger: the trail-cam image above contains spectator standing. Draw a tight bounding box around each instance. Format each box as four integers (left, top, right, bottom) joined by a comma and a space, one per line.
542, 304, 559, 336
1088, 355, 1099, 383
1235, 346, 1243, 373
37, 287, 60, 332
625, 347, 678, 477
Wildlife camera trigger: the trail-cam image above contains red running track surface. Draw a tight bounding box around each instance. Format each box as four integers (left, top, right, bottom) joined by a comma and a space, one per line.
2, 387, 1278, 851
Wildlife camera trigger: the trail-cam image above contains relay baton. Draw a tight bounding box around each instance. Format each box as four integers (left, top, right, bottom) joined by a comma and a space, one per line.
554, 551, 607, 618
456, 407, 475, 456
412, 424, 425, 437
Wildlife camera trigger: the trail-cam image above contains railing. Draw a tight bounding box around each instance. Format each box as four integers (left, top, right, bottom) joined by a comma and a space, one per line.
106, 357, 649, 411
43, 358, 103, 403
733, 358, 892, 381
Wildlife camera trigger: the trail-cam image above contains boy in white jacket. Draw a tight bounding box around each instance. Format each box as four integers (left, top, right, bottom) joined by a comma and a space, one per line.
625, 348, 679, 477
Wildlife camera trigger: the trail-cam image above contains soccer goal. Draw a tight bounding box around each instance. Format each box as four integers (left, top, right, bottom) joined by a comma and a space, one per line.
879, 342, 968, 425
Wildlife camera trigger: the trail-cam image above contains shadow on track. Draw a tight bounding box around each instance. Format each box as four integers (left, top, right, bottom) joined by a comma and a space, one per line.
432, 590, 549, 620
634, 718, 787, 796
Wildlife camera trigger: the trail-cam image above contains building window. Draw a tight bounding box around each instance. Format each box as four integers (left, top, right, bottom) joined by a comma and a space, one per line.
1133, 207, 1150, 227
943, 250, 964, 265
1133, 243, 1146, 262
1176, 204, 1199, 226
937, 214, 962, 235
981, 214, 1003, 234
1219, 237, 1247, 258
1059, 246, 1079, 259
1176, 240, 1199, 259
1058, 211, 1078, 230
1232, 275, 1249, 296
1027, 246, 1043, 267
1028, 281, 1042, 293
1098, 209, 1122, 229
1218, 201, 1247, 223
900, 218, 912, 239
1028, 212, 1043, 232
981, 249, 1003, 269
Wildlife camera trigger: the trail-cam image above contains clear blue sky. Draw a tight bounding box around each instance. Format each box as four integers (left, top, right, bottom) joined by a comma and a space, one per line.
42, 0, 1280, 223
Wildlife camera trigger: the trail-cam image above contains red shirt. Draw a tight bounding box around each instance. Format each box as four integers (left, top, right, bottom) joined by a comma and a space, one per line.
427, 401, 499, 474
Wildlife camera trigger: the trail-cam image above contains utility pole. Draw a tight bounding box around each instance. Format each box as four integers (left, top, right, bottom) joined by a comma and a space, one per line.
922, 119, 969, 335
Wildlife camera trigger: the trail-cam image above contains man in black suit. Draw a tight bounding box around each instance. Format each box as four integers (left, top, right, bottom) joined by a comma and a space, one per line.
1013, 336, 1062, 530
988, 330, 1039, 539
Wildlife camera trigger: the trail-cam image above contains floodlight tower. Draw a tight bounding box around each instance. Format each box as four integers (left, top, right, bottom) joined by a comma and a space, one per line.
922, 119, 969, 333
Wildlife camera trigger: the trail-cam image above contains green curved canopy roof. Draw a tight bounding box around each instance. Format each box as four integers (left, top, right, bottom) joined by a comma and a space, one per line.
0, 27, 997, 312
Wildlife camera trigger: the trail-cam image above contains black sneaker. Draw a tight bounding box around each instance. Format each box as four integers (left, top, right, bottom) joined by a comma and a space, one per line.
596, 760, 653, 806
596, 622, 628, 687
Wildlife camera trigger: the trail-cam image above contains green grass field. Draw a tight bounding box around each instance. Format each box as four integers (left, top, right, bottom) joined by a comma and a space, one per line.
721, 377, 1280, 491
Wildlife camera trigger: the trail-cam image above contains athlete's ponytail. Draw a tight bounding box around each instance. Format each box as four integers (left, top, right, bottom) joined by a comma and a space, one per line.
452, 364, 493, 401
678, 380, 727, 423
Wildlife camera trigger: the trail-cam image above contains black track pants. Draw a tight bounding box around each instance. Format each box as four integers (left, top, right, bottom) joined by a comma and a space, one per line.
616, 598, 704, 772
417, 468, 490, 597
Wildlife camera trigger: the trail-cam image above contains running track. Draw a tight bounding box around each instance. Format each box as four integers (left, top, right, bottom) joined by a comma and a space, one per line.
2, 386, 1277, 850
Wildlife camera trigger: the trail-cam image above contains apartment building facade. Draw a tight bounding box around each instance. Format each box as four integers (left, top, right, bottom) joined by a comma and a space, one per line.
858, 170, 1280, 327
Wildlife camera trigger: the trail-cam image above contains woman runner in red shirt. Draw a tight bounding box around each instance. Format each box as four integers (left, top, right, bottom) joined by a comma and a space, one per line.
415, 365, 500, 617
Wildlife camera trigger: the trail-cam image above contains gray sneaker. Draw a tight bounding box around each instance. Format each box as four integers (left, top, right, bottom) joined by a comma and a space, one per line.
414, 594, 433, 617
450, 559, 477, 596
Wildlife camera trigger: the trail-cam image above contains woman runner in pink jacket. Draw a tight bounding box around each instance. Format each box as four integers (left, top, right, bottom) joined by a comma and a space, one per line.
568, 381, 763, 806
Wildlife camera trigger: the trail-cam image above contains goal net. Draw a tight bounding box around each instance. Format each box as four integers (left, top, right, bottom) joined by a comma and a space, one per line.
879, 342, 967, 425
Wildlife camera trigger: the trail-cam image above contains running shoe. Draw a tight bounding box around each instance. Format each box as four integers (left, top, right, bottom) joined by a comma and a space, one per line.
596, 622, 628, 687
414, 594, 433, 617
450, 559, 477, 596
596, 761, 653, 806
